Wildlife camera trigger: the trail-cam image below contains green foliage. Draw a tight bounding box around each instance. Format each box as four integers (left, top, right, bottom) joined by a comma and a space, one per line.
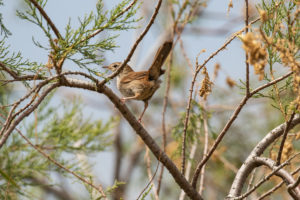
0, 0, 11, 37
259, 0, 299, 66
140, 184, 153, 200
28, 95, 115, 154
0, 93, 115, 199
103, 180, 125, 197
16, 0, 141, 75
0, 39, 44, 75
257, 0, 299, 114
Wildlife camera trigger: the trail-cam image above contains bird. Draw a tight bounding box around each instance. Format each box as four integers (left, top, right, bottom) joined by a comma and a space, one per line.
103, 40, 173, 122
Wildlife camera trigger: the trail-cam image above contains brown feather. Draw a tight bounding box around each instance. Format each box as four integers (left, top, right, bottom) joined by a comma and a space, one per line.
120, 71, 148, 84
148, 40, 173, 81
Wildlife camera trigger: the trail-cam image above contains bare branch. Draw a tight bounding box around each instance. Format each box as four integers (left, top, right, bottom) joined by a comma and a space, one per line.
198, 108, 209, 195
244, 0, 250, 96
139, 147, 159, 200
157, 53, 173, 195
276, 108, 298, 165
228, 114, 300, 198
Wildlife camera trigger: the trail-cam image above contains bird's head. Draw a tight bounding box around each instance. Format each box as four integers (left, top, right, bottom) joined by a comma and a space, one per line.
102, 62, 122, 72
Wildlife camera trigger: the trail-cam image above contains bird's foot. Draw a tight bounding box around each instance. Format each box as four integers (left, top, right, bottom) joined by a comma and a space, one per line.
137, 118, 144, 126
138, 118, 142, 123
120, 98, 126, 104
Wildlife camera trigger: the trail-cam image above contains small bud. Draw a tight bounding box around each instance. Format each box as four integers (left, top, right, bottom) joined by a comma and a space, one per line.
226, 77, 236, 88
258, 9, 268, 22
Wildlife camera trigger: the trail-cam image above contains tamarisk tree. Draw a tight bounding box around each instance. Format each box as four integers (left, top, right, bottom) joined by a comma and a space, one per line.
0, 0, 299, 199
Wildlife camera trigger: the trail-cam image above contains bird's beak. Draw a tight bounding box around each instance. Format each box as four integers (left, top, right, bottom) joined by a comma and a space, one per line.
102, 65, 109, 69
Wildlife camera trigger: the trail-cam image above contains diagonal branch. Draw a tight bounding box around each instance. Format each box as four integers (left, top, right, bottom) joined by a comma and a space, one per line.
276, 107, 298, 165
28, 0, 62, 39
61, 77, 203, 200
244, 0, 250, 96
83, 0, 138, 42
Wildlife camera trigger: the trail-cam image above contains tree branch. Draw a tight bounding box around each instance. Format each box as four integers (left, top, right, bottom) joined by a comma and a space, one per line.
244, 0, 250, 96
276, 108, 298, 165
228, 114, 300, 198
191, 71, 293, 188
60, 77, 203, 200
28, 0, 62, 39
231, 155, 300, 200
258, 166, 300, 199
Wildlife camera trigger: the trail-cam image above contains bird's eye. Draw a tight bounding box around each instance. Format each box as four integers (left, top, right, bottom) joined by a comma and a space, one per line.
113, 64, 118, 68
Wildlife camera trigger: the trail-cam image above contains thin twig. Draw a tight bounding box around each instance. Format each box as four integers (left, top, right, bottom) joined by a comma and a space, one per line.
28, 0, 62, 39
98, 0, 163, 87
249, 72, 293, 95
288, 174, 300, 193
141, 148, 159, 200
157, 52, 173, 195
181, 62, 200, 175
179, 140, 198, 200
276, 107, 298, 165
173, 0, 189, 32
246, 168, 257, 199
83, 0, 138, 42
112, 115, 123, 200
179, 38, 193, 71
198, 106, 209, 195
0, 71, 95, 137
244, 0, 250, 96
179, 0, 205, 176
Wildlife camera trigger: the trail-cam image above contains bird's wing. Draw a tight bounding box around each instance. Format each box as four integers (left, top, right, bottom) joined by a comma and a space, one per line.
148, 40, 173, 81
120, 71, 148, 84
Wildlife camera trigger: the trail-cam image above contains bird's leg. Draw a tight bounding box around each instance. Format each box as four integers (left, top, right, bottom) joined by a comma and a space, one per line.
120, 94, 139, 104
138, 101, 148, 123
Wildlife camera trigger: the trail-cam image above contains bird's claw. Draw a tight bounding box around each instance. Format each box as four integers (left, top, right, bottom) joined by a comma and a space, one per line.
120, 98, 126, 104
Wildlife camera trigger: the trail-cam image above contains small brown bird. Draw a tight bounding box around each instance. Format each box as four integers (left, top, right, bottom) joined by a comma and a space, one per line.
103, 40, 173, 122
